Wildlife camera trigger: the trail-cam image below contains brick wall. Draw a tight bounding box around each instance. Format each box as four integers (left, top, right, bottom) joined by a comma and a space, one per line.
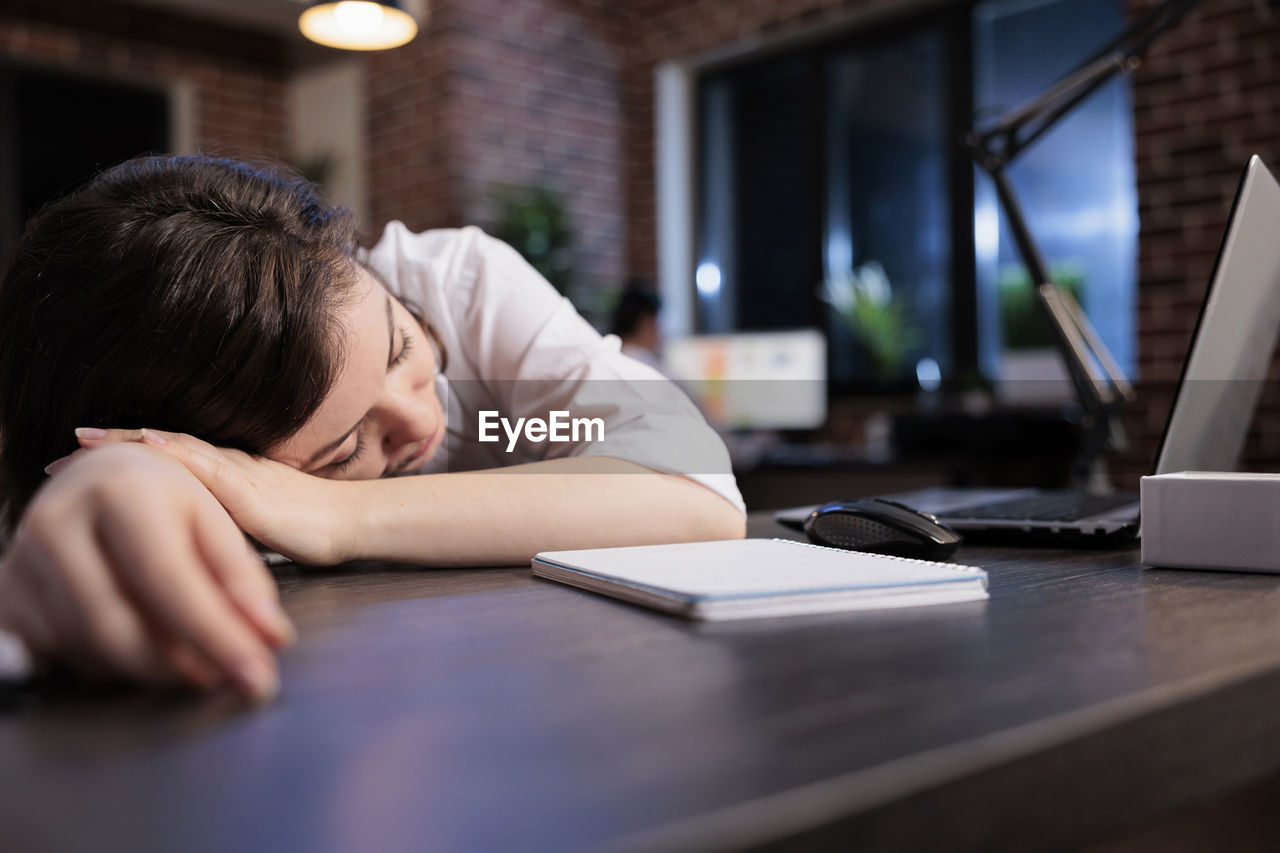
365, 0, 634, 306
0, 0, 289, 160
451, 0, 629, 295
365, 2, 455, 233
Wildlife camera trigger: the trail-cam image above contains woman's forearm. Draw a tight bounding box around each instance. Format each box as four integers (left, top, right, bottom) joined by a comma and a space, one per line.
341, 457, 746, 566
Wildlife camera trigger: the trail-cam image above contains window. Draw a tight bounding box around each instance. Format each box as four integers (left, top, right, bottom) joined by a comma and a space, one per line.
694, 0, 1136, 393
974, 0, 1137, 382
696, 52, 824, 335
824, 28, 952, 386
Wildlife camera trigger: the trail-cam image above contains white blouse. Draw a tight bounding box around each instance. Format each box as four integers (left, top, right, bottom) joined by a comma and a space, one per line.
360, 222, 746, 516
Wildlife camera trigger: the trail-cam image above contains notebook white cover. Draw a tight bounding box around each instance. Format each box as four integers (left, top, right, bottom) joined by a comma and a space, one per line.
532, 539, 988, 620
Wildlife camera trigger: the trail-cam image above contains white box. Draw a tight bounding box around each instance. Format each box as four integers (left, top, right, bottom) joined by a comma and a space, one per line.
1141, 471, 1280, 572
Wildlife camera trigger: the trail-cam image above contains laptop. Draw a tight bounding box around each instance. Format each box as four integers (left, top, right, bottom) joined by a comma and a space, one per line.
778, 156, 1280, 545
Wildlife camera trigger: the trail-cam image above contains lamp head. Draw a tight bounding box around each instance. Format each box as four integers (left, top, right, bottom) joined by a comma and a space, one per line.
299, 1, 420, 51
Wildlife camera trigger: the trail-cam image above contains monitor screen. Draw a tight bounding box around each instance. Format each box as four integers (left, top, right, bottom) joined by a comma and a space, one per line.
663, 330, 826, 430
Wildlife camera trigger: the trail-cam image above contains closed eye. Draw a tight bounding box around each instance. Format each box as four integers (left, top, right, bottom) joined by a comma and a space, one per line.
390, 328, 413, 368
333, 431, 366, 472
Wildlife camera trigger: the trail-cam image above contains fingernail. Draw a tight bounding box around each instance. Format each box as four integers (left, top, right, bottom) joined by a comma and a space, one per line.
74, 427, 107, 440
254, 598, 297, 647
233, 657, 279, 703
140, 428, 167, 445
44, 457, 71, 475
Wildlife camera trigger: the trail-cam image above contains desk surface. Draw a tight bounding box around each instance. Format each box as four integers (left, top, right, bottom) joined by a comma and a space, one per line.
6, 517, 1280, 852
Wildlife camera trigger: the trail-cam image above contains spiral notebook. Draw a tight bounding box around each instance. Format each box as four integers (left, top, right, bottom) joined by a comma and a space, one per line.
531, 538, 988, 621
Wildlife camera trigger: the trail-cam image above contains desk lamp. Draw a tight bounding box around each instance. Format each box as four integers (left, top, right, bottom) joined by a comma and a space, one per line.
966, 0, 1217, 488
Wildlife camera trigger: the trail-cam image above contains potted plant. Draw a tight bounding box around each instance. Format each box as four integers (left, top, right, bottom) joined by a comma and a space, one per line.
820, 261, 920, 381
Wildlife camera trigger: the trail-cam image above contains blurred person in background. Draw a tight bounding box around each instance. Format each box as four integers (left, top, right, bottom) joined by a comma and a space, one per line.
609, 281, 664, 373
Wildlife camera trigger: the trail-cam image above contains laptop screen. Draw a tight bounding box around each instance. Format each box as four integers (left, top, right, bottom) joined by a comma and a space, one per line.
1152, 156, 1280, 476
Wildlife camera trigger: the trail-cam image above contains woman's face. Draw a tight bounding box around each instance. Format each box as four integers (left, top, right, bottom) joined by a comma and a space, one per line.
269, 264, 445, 480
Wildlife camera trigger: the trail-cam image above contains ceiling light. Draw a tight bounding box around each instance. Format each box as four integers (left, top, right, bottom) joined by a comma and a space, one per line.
299, 1, 419, 51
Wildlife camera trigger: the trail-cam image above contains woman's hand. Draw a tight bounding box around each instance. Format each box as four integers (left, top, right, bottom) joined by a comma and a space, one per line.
62, 428, 353, 566
0, 443, 295, 700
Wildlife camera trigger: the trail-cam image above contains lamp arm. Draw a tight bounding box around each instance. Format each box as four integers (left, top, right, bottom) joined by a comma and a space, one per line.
975, 0, 1206, 159
987, 167, 1107, 414
1052, 286, 1135, 402
976, 52, 1129, 155
965, 0, 1212, 484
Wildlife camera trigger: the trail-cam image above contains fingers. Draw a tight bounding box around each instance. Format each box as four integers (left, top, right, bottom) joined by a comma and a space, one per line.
8, 536, 225, 691
76, 426, 192, 450
0, 566, 58, 662
49, 433, 163, 476
192, 505, 296, 649
95, 502, 282, 702
158, 634, 225, 691
73, 432, 297, 647
9, 443, 297, 700
8, 523, 175, 684
75, 427, 233, 497
74, 428, 190, 467
74, 426, 137, 443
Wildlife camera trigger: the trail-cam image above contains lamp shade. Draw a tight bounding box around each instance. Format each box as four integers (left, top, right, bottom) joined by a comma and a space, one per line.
299, 1, 419, 51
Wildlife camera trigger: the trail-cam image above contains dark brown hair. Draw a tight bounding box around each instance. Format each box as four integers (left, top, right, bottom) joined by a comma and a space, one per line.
0, 154, 359, 530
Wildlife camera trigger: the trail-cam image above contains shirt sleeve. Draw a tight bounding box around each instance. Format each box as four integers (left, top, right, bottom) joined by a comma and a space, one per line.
445, 227, 746, 516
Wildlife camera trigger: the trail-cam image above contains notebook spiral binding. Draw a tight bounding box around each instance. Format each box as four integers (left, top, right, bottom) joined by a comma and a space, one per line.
770, 539, 983, 573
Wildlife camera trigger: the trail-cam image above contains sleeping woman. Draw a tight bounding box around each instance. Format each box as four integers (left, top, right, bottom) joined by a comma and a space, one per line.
0, 155, 744, 702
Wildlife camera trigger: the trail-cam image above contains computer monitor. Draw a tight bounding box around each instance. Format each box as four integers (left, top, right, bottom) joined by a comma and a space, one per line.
663, 330, 826, 430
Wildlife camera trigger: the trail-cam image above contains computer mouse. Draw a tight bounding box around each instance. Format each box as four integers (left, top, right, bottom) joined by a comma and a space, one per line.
803, 498, 963, 560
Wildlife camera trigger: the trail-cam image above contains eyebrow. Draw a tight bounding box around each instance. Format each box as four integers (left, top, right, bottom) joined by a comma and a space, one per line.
306, 296, 398, 469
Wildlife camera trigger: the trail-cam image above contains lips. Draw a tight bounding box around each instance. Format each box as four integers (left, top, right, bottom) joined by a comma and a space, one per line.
404, 439, 430, 466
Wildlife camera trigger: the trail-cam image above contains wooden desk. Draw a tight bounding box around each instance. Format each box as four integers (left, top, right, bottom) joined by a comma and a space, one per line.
5, 516, 1280, 851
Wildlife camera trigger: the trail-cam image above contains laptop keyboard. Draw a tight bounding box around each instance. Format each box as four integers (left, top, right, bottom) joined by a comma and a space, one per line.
944, 491, 1138, 522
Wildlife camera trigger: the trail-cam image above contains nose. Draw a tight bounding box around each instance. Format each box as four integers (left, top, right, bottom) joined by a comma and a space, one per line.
378, 380, 438, 459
